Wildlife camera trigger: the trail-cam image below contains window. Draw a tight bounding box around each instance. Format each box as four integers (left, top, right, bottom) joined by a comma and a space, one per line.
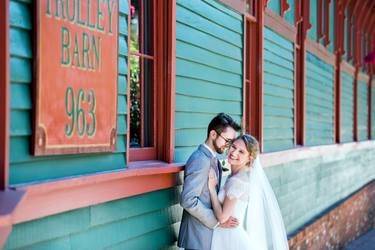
130, 0, 154, 149
128, 0, 175, 162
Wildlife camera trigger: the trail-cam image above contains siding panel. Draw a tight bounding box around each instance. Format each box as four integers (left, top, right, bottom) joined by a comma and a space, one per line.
5, 187, 181, 250
305, 52, 334, 146
357, 79, 369, 141
263, 28, 295, 152
340, 71, 354, 142
174, 0, 243, 162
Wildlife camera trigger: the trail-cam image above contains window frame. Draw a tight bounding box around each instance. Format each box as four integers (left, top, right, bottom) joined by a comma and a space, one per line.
127, 0, 176, 163
243, 0, 264, 151
0, 0, 9, 190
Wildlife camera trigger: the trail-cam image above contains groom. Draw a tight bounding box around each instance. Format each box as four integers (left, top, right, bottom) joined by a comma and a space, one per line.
178, 113, 241, 250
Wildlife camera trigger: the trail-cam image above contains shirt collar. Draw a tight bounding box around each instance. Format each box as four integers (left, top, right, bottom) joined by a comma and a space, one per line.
203, 143, 216, 158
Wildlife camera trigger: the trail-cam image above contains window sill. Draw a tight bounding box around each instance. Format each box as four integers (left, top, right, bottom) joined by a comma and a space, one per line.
260, 140, 375, 168
306, 38, 336, 65
0, 161, 184, 248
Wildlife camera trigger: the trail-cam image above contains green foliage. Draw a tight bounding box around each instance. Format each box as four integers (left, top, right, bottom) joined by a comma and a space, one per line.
129, 37, 141, 146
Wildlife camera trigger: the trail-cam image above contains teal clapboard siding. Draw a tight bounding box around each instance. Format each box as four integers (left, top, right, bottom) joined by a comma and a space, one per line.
265, 146, 375, 234
174, 0, 243, 162
267, 0, 281, 14
5, 187, 182, 250
263, 28, 295, 152
357, 79, 369, 141
267, 0, 296, 26
305, 52, 334, 146
9, 0, 128, 185
308, 0, 318, 41
308, 0, 335, 50
284, 0, 295, 26
340, 71, 354, 142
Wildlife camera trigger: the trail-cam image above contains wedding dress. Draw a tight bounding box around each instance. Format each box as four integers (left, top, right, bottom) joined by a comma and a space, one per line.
211, 157, 289, 250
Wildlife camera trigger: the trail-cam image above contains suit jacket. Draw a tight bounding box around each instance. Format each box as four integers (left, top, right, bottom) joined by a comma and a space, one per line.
178, 144, 222, 250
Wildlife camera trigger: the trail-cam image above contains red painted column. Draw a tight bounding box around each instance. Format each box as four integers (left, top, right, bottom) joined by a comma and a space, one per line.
0, 0, 9, 190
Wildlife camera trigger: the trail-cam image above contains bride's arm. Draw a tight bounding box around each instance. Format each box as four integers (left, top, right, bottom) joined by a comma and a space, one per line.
208, 169, 237, 224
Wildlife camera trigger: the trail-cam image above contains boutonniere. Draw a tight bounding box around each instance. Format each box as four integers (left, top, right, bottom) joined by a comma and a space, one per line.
220, 159, 230, 172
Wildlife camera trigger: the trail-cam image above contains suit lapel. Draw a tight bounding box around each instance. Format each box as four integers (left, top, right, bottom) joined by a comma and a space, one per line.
198, 144, 222, 192
217, 159, 222, 189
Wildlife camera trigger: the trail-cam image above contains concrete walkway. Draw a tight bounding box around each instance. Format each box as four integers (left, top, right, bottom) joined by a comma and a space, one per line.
345, 228, 375, 250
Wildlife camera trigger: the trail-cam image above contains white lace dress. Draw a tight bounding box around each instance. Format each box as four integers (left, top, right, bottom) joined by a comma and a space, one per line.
211, 170, 252, 250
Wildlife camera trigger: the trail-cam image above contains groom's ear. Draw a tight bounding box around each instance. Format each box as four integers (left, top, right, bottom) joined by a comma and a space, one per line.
209, 130, 217, 139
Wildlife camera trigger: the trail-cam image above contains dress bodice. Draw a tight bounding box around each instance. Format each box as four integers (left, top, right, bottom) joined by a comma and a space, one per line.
218, 170, 250, 226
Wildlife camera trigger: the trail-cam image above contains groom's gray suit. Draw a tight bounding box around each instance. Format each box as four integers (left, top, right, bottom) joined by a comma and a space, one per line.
178, 144, 222, 250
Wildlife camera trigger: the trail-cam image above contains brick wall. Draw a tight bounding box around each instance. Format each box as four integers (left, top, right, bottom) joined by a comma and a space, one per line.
288, 181, 375, 249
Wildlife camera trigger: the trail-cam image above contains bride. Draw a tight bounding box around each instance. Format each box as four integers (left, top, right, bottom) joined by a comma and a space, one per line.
208, 134, 289, 250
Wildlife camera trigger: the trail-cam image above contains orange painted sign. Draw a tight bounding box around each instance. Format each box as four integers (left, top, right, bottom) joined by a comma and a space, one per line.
34, 0, 119, 155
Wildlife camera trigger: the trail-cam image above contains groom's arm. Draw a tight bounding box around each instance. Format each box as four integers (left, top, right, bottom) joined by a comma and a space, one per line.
180, 158, 219, 229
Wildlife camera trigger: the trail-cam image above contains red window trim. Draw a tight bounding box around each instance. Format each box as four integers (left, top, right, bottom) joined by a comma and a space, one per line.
280, 0, 290, 18
341, 60, 356, 75
353, 68, 358, 141
295, 0, 311, 146
0, 0, 9, 190
334, 2, 345, 143
306, 38, 336, 65
243, 1, 264, 151
367, 75, 373, 140
295, 0, 303, 25
264, 8, 297, 42
317, 0, 325, 41
127, 0, 176, 163
323, 0, 331, 46
347, 2, 354, 61
218, 0, 246, 14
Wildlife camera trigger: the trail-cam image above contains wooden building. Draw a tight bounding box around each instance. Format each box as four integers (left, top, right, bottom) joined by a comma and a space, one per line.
1, 0, 374, 249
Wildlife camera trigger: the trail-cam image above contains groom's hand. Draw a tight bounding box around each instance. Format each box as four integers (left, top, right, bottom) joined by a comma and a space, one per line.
219, 216, 239, 228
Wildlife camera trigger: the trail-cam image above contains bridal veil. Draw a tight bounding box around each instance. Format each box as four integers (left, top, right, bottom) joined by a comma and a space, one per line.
244, 157, 289, 250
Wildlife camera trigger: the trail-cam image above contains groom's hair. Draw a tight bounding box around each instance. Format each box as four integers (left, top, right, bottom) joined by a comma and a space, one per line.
206, 113, 241, 139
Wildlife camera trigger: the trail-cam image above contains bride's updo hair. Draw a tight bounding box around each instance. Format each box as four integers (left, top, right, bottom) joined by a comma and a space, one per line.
237, 134, 259, 165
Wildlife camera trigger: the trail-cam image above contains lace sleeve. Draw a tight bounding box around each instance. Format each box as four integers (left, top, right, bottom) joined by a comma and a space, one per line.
225, 177, 249, 200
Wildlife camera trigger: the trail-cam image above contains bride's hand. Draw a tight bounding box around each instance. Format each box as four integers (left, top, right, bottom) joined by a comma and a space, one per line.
208, 168, 218, 191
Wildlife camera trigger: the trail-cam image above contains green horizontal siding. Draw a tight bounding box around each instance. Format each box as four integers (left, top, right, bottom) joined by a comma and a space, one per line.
285, 0, 295, 25
5, 187, 181, 250
263, 28, 295, 152
308, 0, 318, 41
308, 0, 334, 50
174, 0, 243, 162
357, 79, 369, 141
9, 0, 128, 185
267, 0, 281, 15
267, 147, 375, 234
340, 71, 354, 142
6, 150, 375, 249
267, 0, 295, 26
305, 52, 334, 146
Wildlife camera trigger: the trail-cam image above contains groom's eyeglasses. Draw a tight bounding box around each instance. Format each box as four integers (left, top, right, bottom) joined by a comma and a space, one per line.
215, 131, 233, 145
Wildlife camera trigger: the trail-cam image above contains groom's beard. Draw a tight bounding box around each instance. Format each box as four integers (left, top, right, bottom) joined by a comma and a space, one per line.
213, 138, 225, 154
